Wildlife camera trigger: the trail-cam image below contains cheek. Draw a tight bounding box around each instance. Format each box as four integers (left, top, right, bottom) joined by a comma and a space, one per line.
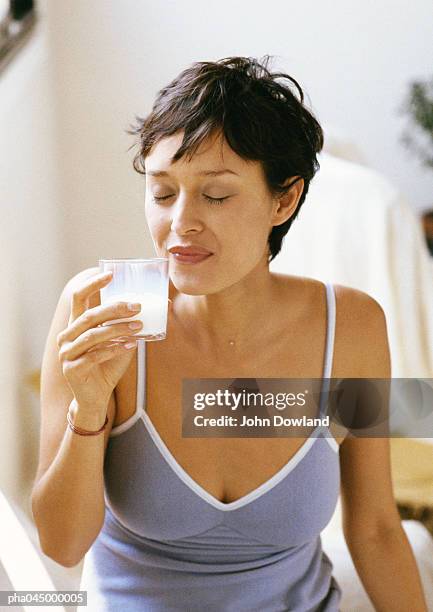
145, 206, 166, 236
237, 201, 272, 240
218, 209, 270, 264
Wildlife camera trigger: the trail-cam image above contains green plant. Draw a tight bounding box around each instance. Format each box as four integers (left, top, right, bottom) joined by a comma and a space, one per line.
401, 77, 433, 170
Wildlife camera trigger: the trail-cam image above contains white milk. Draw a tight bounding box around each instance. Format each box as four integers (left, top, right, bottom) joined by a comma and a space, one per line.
101, 291, 168, 339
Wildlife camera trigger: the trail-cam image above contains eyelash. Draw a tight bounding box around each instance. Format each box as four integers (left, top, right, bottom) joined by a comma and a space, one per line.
152, 194, 228, 205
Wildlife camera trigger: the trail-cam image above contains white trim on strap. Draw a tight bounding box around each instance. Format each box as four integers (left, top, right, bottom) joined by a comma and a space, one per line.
323, 281, 336, 381
109, 339, 146, 438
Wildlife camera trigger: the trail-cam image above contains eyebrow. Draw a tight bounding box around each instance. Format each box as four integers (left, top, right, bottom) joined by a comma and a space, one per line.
144, 169, 239, 177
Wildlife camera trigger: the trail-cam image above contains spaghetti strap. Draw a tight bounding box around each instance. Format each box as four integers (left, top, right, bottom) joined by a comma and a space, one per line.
323, 281, 336, 380
109, 339, 146, 437
137, 339, 146, 412
319, 281, 336, 418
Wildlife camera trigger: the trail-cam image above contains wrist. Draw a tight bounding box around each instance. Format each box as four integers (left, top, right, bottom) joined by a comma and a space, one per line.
69, 399, 108, 431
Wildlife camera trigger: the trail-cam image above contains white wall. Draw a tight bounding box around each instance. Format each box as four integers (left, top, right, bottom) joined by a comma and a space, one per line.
0, 4, 63, 505
45, 0, 433, 277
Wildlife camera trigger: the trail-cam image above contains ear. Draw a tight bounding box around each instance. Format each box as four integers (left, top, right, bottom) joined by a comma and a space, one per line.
270, 176, 304, 227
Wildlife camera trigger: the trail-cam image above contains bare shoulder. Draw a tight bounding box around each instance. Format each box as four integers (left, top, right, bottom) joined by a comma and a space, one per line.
66, 266, 100, 284
63, 266, 101, 305
332, 283, 391, 378
66, 266, 99, 289
273, 274, 387, 324
333, 283, 386, 323
274, 275, 391, 378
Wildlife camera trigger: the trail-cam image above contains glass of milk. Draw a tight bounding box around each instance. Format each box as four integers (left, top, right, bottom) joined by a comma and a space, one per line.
98, 258, 169, 341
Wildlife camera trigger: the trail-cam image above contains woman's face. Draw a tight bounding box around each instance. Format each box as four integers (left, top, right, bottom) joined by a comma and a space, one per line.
144, 129, 291, 295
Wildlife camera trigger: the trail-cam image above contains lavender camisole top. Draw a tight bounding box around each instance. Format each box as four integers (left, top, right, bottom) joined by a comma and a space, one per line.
79, 281, 342, 611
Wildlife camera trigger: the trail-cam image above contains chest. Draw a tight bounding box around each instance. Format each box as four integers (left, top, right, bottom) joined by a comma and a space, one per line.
104, 416, 340, 545
115, 306, 345, 504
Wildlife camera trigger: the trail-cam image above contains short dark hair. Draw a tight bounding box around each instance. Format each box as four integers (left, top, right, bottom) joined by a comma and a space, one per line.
129, 55, 324, 263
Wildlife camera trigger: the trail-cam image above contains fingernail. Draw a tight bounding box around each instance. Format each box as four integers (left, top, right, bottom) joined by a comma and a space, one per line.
128, 302, 141, 311
124, 341, 137, 349
128, 321, 142, 329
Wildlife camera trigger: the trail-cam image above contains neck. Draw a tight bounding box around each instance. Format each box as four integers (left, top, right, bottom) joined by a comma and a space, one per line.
172, 259, 279, 355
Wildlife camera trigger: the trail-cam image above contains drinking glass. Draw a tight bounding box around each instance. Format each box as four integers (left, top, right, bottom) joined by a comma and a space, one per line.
98, 258, 169, 341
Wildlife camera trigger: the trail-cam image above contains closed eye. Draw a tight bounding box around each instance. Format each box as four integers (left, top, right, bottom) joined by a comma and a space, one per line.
203, 194, 229, 205
152, 195, 173, 203
152, 194, 230, 205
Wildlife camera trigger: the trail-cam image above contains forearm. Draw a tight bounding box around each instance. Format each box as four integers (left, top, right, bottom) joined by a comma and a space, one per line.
346, 524, 428, 611
31, 401, 107, 567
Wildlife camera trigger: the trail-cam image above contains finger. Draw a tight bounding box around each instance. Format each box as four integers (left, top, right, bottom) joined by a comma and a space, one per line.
85, 337, 132, 353
60, 319, 143, 361
61, 300, 141, 347
83, 338, 138, 364
69, 270, 113, 325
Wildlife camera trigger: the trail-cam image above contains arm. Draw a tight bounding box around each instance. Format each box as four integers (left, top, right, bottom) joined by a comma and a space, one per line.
31, 398, 114, 567
31, 268, 117, 567
336, 286, 428, 611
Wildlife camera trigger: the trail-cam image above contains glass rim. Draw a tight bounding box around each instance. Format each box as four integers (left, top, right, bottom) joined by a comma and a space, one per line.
99, 258, 168, 263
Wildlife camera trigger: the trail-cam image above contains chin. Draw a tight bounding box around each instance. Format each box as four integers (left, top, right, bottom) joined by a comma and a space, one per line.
170, 280, 217, 296
169, 272, 227, 296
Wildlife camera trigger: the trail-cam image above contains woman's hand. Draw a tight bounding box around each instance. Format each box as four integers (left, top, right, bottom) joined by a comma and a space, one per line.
56, 271, 143, 410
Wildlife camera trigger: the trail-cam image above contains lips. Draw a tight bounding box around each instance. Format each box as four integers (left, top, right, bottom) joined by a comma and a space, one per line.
170, 252, 213, 264
168, 245, 213, 256
168, 244, 214, 264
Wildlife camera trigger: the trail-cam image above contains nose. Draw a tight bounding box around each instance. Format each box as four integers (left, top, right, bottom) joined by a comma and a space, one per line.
170, 194, 204, 235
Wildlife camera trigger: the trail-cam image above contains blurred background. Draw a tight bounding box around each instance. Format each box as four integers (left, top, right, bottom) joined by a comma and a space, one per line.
1, 0, 432, 608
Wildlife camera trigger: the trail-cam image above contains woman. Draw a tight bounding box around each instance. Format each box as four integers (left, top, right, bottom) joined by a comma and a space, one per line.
31, 56, 427, 611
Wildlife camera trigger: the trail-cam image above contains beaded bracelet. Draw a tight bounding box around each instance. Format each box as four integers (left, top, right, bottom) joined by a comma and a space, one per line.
67, 408, 108, 436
